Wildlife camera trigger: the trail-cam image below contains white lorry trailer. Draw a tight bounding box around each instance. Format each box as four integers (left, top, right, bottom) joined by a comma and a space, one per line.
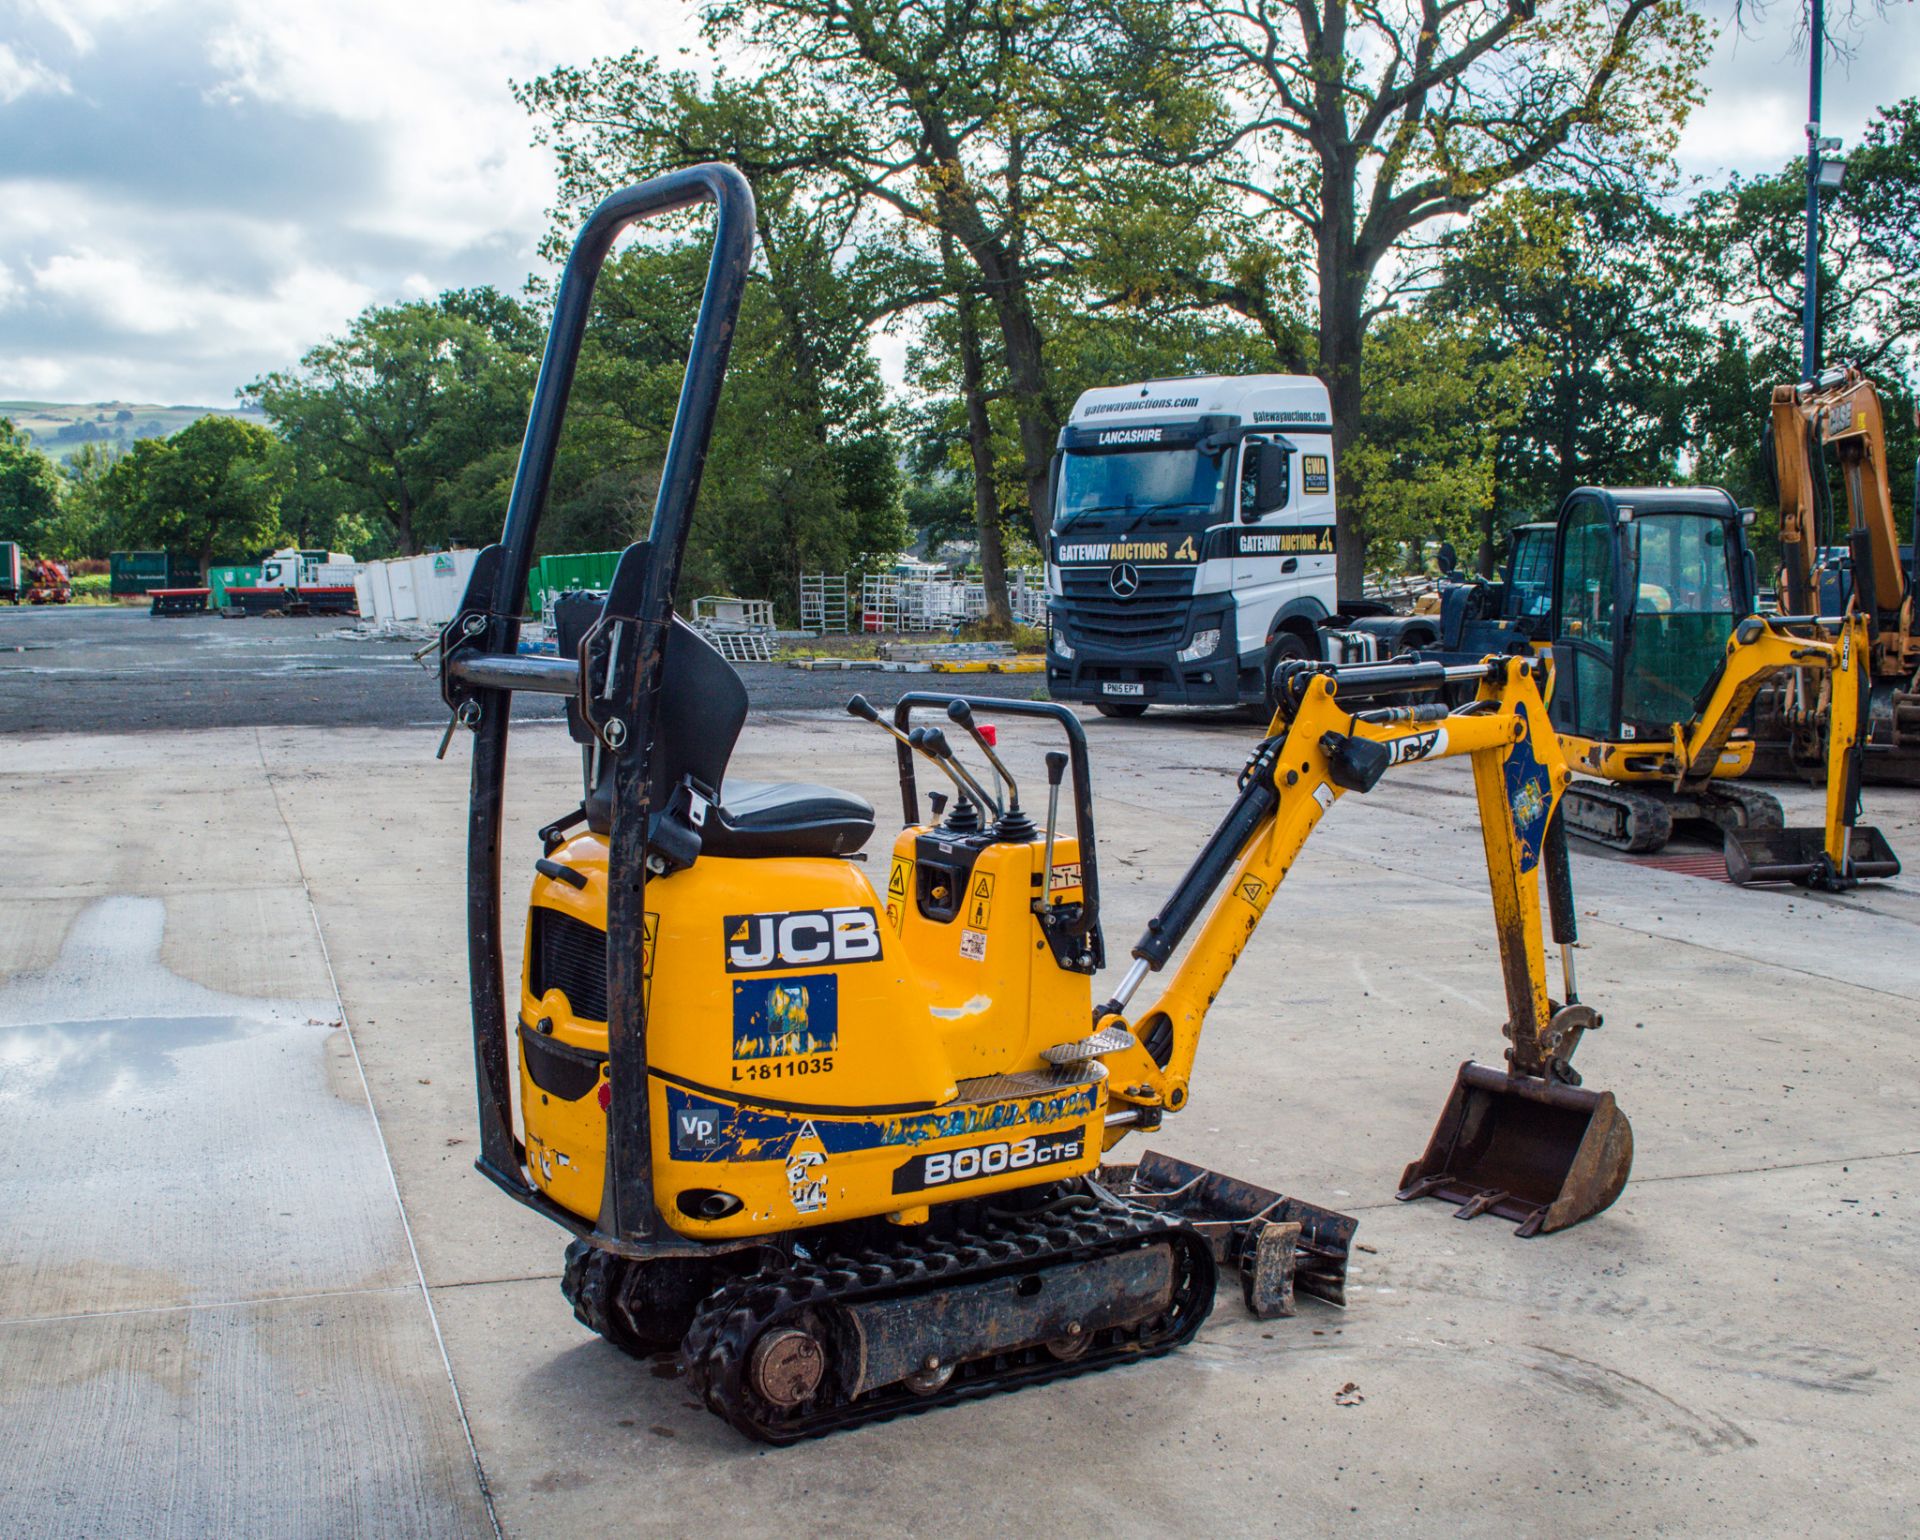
1044, 374, 1433, 715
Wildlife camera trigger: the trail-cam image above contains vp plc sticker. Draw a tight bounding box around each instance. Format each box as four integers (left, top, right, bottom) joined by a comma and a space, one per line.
725, 907, 881, 972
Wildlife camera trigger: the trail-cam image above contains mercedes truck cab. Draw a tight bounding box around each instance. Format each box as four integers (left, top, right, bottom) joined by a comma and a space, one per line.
1044, 375, 1419, 715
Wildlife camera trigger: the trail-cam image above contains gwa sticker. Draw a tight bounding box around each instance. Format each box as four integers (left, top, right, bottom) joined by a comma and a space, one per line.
725, 907, 882, 972
891, 1130, 1084, 1193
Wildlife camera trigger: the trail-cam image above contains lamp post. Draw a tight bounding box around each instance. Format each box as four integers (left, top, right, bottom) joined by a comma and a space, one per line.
1800, 0, 1849, 382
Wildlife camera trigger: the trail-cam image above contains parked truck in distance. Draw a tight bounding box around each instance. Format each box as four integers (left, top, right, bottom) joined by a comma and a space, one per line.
1043, 375, 1433, 716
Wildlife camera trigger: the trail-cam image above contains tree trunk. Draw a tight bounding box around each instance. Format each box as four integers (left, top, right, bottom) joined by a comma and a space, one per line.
1315, 145, 1369, 604
953, 278, 1013, 634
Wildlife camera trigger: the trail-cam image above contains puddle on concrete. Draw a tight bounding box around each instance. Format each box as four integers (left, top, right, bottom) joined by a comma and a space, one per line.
0, 896, 486, 1536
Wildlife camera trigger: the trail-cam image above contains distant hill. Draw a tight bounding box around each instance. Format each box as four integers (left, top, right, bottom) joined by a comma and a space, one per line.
0, 400, 273, 464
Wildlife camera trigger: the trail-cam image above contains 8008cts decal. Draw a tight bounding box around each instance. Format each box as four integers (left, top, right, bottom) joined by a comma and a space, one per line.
891, 1130, 1083, 1194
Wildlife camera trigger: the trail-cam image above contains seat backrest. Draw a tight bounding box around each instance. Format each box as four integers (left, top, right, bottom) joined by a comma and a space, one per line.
554, 593, 747, 828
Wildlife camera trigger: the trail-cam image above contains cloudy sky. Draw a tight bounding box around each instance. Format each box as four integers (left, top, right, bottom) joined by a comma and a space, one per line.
1, 0, 1916, 408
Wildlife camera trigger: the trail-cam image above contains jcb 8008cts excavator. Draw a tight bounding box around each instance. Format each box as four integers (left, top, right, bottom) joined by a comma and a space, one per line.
1543, 484, 1897, 888
439, 165, 1632, 1443
1756, 365, 1920, 784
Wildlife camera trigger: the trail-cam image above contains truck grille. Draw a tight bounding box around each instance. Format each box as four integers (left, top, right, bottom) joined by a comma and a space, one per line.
529, 907, 608, 1023
1056, 566, 1195, 649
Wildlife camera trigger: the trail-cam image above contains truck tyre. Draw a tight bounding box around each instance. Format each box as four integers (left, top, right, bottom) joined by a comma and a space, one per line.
1094, 700, 1148, 718
1261, 631, 1312, 713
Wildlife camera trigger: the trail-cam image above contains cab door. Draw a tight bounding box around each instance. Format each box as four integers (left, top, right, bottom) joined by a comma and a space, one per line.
1549, 493, 1624, 743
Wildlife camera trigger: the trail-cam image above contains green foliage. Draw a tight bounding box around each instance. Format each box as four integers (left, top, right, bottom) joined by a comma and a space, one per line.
245, 288, 537, 555
97, 416, 287, 575
1342, 313, 1545, 576
0, 418, 71, 552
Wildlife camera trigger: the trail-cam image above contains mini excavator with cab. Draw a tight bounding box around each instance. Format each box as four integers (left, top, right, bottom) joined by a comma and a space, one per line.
1543, 485, 1897, 889
439, 166, 1635, 1443
1755, 365, 1920, 785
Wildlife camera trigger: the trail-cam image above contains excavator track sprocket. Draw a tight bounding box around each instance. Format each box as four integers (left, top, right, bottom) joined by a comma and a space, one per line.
681, 1189, 1216, 1443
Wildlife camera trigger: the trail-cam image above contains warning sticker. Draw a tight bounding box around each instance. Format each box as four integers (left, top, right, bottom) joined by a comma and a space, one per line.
959, 929, 988, 962
886, 857, 913, 933
642, 912, 658, 1009
965, 873, 995, 929
1048, 862, 1082, 892
1236, 877, 1267, 909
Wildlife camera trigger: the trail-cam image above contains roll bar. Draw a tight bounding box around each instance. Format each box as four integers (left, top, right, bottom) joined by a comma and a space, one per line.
441, 164, 756, 1253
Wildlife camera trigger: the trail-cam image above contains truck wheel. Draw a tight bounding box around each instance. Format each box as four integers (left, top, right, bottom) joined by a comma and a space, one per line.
1095, 701, 1148, 719
1261, 632, 1312, 713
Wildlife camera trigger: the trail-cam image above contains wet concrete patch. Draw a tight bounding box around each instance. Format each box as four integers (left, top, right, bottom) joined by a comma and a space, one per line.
0, 895, 490, 1535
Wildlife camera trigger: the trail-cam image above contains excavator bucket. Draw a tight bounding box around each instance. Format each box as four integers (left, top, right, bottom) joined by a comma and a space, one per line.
1397, 1062, 1633, 1236
1724, 824, 1900, 886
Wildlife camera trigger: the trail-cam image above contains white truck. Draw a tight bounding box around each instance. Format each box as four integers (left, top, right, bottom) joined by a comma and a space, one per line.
1043, 374, 1432, 715
259, 548, 358, 590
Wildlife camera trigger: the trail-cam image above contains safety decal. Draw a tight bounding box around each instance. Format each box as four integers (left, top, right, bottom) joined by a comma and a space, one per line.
958, 929, 988, 962
1302, 455, 1330, 494
886, 857, 912, 934
1236, 876, 1268, 909
965, 873, 994, 929
661, 1083, 1101, 1167
641, 912, 657, 1010
732, 973, 838, 1062
724, 907, 881, 972
1048, 861, 1082, 892
786, 1122, 828, 1213
891, 1130, 1084, 1194
1503, 725, 1552, 874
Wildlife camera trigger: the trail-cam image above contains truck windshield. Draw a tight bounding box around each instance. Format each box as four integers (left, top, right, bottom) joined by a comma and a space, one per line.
1055, 447, 1228, 530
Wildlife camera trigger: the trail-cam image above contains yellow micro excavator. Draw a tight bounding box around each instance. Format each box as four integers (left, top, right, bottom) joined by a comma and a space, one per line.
438, 165, 1632, 1444
1542, 484, 1898, 889
1755, 365, 1920, 784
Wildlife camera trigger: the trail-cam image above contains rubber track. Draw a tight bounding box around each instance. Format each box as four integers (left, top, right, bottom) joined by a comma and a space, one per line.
681, 1196, 1216, 1444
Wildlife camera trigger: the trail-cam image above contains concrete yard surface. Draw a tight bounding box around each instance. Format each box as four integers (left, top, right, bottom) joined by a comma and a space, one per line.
4, 709, 1919, 1537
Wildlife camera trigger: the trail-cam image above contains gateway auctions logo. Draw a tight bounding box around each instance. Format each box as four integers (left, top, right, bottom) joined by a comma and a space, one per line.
1056, 538, 1199, 564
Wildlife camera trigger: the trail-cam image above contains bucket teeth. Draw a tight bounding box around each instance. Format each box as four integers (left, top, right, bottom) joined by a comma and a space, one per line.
1042, 1025, 1136, 1064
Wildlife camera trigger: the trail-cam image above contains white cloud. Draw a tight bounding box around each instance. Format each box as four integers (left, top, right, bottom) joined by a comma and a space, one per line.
0, 41, 71, 101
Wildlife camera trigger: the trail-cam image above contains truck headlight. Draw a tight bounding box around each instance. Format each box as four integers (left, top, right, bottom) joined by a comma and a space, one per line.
1051, 631, 1074, 660
1177, 628, 1220, 662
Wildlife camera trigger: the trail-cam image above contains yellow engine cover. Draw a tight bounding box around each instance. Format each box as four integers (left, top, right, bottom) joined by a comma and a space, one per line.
517, 826, 1104, 1240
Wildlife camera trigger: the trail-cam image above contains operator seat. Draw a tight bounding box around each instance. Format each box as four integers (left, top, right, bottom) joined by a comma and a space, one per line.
557, 597, 873, 859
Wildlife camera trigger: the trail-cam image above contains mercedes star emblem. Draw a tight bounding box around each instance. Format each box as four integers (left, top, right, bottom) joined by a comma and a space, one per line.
1109, 562, 1141, 598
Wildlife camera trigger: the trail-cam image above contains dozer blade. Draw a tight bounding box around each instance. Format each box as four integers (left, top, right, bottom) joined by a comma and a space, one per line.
1724, 824, 1901, 887
1097, 1150, 1356, 1314
1397, 1061, 1633, 1237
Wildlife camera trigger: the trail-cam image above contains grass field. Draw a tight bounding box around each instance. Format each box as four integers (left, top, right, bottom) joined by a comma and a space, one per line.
1, 400, 271, 464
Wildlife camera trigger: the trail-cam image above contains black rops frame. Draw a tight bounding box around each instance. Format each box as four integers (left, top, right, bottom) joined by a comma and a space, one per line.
438, 164, 756, 1255
1547, 485, 1750, 741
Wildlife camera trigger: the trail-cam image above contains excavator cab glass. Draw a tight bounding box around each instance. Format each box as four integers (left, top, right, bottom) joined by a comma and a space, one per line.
1548, 488, 1753, 744
1550, 494, 1620, 740
1618, 514, 1739, 733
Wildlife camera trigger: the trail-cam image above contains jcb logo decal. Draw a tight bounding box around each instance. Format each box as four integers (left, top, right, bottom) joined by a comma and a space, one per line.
724, 908, 882, 972
1387, 728, 1447, 765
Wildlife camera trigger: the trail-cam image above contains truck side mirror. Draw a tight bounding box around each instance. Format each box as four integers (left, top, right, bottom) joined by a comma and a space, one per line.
1240, 440, 1291, 522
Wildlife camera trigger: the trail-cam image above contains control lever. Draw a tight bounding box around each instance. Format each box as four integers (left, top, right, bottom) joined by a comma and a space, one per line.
915, 726, 1002, 817
1039, 750, 1069, 907
848, 694, 978, 813
946, 700, 1020, 815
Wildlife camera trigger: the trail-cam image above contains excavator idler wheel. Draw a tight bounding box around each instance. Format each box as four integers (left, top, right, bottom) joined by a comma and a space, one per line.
749, 1328, 827, 1407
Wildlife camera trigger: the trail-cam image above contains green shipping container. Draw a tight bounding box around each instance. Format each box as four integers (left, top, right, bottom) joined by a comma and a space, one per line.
527, 550, 621, 616
207, 565, 261, 607
110, 551, 200, 595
